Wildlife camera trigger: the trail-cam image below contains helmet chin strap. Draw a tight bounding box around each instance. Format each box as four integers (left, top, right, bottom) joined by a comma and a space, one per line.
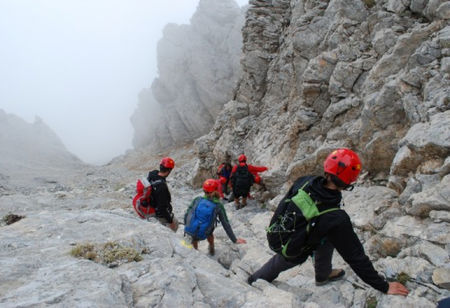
344, 184, 354, 191
329, 174, 352, 190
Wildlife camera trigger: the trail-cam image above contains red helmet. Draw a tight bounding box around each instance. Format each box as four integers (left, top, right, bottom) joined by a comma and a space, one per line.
203, 179, 218, 193
160, 157, 175, 169
238, 154, 247, 162
323, 148, 361, 185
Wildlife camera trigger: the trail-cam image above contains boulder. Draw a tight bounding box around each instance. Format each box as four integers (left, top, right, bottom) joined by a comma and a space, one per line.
406, 175, 450, 217
342, 186, 398, 231
432, 267, 450, 290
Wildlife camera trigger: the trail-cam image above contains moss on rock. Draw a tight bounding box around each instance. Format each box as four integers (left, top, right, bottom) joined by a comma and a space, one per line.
69, 241, 143, 265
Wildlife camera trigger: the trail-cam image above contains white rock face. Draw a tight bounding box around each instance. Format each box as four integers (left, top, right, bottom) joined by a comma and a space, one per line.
194, 0, 449, 187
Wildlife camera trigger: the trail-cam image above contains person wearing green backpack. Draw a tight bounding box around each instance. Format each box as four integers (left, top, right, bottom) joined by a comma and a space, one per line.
248, 149, 409, 296
184, 179, 246, 255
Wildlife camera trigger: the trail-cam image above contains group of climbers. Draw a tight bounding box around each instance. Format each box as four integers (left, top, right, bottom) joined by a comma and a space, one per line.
215, 154, 268, 208
132, 149, 409, 297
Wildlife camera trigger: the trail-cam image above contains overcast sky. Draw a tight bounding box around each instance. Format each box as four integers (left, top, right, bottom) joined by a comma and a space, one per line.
0, 0, 247, 165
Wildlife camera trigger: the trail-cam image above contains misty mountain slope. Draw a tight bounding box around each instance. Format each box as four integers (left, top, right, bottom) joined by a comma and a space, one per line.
1, 0, 449, 306
0, 145, 447, 307
0, 110, 84, 189
131, 0, 245, 150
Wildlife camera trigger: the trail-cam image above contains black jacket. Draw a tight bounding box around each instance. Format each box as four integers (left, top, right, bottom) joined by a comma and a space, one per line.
147, 170, 173, 223
285, 176, 389, 293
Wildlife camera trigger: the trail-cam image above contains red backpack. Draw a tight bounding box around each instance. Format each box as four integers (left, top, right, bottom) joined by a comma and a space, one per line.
132, 178, 162, 219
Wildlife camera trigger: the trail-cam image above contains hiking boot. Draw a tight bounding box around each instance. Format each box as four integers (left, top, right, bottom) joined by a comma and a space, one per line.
315, 269, 345, 286
235, 202, 241, 210
208, 244, 215, 256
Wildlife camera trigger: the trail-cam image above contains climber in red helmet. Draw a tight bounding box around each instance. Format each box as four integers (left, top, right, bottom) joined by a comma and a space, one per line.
248, 149, 409, 297
230, 154, 268, 209
146, 157, 178, 232
184, 179, 246, 255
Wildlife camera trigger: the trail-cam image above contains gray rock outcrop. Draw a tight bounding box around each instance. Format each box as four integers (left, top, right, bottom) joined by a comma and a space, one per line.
131, 0, 245, 150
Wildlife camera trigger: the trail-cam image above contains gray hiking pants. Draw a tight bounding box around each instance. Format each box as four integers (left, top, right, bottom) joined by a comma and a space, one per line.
249, 240, 334, 283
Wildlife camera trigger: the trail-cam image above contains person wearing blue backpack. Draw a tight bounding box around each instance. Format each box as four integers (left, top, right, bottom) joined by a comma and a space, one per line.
184, 179, 246, 255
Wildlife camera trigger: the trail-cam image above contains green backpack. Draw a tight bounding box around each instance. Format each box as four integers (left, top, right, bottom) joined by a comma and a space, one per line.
266, 180, 340, 259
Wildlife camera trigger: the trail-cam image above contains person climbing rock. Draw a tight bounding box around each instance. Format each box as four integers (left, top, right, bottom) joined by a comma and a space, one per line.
248, 149, 409, 297
147, 157, 178, 232
217, 162, 232, 198
184, 179, 246, 255
231, 154, 268, 209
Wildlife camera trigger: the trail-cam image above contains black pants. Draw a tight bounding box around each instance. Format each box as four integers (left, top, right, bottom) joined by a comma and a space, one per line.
249, 240, 334, 283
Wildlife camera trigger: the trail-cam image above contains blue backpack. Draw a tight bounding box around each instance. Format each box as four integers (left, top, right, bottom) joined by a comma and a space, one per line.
184, 197, 219, 240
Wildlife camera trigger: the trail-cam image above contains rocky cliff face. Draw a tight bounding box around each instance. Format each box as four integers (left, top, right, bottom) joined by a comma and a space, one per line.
131, 0, 245, 150
192, 0, 450, 304
198, 0, 449, 182
196, 0, 449, 212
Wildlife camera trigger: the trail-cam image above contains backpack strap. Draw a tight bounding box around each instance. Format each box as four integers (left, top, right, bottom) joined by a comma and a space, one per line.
136, 200, 155, 221
300, 181, 309, 190
284, 180, 310, 202
149, 179, 163, 186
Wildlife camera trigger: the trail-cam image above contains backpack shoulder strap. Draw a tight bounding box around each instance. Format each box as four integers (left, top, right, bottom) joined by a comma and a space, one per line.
149, 179, 164, 186
187, 196, 202, 212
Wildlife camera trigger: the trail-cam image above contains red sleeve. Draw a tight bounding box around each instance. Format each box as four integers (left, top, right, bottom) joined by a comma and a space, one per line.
231, 165, 237, 174
248, 165, 268, 173
214, 179, 224, 198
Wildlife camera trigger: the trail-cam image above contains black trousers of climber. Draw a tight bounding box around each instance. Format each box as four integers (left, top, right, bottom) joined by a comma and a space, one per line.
249, 240, 334, 283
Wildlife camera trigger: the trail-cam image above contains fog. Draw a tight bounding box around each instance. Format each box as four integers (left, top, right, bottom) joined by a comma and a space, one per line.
0, 0, 248, 165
